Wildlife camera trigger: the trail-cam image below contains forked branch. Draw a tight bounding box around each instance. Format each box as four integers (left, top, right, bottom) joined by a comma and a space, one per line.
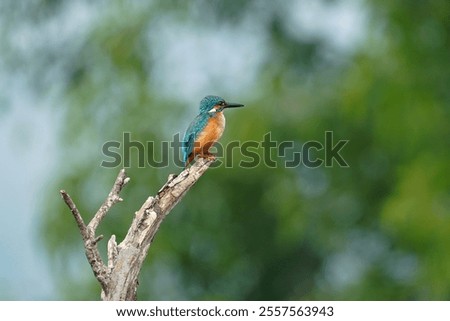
60, 158, 214, 300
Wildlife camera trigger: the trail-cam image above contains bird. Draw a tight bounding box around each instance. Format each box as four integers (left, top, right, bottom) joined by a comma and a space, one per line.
182, 95, 244, 167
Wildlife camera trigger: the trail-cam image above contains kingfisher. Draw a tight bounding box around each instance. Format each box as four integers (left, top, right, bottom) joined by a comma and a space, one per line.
182, 95, 244, 167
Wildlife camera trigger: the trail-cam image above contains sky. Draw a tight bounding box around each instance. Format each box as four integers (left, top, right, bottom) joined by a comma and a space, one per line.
0, 0, 366, 300
0, 103, 58, 299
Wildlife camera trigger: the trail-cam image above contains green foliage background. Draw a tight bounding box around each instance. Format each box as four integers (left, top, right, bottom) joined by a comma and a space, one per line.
2, 0, 449, 300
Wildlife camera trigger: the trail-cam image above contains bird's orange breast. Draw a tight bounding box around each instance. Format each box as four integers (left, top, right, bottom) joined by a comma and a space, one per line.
195, 112, 226, 153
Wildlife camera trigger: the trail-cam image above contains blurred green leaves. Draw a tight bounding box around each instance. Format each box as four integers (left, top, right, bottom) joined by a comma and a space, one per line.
4, 0, 443, 300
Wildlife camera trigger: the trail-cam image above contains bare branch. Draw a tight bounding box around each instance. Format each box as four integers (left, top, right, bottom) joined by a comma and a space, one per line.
89, 169, 129, 231
60, 169, 130, 292
107, 235, 118, 271
60, 190, 87, 236
61, 157, 214, 300
104, 158, 214, 300
94, 235, 104, 244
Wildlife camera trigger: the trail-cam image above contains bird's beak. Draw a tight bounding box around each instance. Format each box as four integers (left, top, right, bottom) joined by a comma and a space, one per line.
224, 102, 244, 108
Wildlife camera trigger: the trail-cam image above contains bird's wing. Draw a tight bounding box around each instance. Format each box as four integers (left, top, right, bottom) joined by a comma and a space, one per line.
183, 130, 195, 164
182, 115, 208, 163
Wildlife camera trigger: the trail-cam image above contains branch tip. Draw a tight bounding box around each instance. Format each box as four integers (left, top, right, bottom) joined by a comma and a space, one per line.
94, 235, 104, 244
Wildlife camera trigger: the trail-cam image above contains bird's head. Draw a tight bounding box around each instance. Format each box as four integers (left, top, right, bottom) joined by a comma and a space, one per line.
198, 95, 244, 115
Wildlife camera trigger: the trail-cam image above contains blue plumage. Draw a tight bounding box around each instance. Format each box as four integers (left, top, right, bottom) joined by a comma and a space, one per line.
182, 95, 244, 167
182, 113, 209, 163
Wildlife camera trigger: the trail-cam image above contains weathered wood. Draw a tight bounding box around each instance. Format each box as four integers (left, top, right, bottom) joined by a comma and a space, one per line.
60, 158, 214, 300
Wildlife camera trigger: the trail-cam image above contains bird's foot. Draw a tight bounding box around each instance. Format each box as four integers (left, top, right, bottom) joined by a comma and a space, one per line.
200, 153, 216, 161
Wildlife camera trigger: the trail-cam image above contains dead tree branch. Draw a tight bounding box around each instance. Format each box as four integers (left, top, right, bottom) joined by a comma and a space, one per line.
60, 158, 214, 300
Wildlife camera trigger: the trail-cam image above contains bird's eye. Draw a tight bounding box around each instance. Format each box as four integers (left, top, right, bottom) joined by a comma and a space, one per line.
220, 101, 226, 106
